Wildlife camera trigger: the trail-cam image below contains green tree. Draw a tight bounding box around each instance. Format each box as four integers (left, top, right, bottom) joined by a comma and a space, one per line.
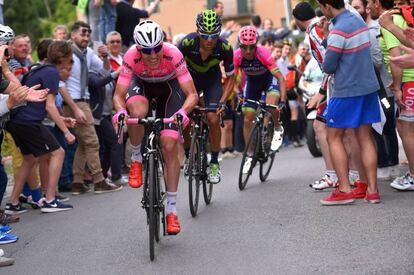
4, 0, 76, 45
302, 0, 319, 8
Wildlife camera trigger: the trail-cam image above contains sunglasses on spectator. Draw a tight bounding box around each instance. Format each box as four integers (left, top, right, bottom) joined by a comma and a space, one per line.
199, 32, 220, 40
239, 44, 257, 51
139, 43, 163, 55
109, 40, 121, 44
79, 28, 91, 36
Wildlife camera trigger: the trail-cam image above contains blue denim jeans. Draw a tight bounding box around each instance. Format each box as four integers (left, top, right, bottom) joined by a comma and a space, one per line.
99, 0, 117, 42
47, 126, 76, 188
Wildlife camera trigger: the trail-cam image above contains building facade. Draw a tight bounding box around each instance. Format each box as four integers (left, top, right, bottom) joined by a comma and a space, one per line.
135, 0, 299, 38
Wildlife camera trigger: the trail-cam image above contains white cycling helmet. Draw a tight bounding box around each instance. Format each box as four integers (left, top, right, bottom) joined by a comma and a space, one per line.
0, 24, 14, 45
133, 20, 164, 49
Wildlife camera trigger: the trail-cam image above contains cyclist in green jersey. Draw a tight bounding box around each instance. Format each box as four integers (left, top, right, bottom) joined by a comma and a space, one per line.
179, 10, 236, 184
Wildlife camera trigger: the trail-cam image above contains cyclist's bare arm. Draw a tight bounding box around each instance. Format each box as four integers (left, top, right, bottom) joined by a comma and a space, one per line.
221, 74, 236, 103
273, 70, 287, 102
178, 80, 198, 113
113, 84, 129, 112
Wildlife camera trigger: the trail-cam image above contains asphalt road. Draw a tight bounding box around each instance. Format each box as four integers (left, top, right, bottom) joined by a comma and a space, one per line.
2, 146, 414, 274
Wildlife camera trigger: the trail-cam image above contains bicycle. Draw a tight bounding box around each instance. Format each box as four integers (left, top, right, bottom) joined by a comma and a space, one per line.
116, 113, 183, 261
238, 97, 281, 191
187, 106, 224, 217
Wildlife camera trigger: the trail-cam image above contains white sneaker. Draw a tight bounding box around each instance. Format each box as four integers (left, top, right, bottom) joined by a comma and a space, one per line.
390, 173, 414, 191
271, 126, 284, 151
242, 157, 253, 174
310, 174, 338, 190
208, 163, 221, 184
377, 167, 391, 180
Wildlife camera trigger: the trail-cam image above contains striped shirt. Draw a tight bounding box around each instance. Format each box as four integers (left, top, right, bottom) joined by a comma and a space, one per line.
323, 9, 379, 98
306, 17, 330, 91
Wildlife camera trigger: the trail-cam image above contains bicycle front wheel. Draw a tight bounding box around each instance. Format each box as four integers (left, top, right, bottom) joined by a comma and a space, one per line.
260, 116, 276, 182
148, 154, 156, 261
239, 122, 260, 190
188, 131, 201, 217
202, 146, 213, 204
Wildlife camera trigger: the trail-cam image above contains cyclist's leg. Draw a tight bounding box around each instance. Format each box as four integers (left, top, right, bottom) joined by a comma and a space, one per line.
205, 74, 223, 182
265, 77, 281, 127
242, 78, 260, 153
125, 78, 149, 188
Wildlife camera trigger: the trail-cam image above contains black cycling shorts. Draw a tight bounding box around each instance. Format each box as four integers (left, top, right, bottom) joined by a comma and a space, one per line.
126, 76, 185, 134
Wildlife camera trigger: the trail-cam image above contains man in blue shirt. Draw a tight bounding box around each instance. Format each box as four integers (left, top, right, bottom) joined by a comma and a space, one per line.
317, 0, 381, 205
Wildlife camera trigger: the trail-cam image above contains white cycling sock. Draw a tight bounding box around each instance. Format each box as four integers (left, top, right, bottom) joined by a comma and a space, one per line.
167, 192, 177, 214
131, 143, 142, 163
326, 170, 337, 182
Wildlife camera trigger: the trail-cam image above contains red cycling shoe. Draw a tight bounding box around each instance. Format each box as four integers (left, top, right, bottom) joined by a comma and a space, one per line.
129, 161, 143, 188
166, 213, 181, 235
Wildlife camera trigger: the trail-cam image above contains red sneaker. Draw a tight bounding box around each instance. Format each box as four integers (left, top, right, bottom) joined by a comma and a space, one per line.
128, 161, 143, 188
320, 188, 355, 206
365, 192, 381, 204
352, 181, 368, 199
166, 213, 181, 235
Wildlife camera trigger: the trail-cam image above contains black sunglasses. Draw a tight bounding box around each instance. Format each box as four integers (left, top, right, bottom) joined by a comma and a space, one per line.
139, 44, 163, 55
79, 28, 92, 36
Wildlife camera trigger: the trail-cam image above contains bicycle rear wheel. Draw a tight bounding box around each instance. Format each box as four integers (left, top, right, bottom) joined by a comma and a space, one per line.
260, 116, 276, 182
188, 131, 201, 217
239, 123, 260, 190
148, 154, 156, 261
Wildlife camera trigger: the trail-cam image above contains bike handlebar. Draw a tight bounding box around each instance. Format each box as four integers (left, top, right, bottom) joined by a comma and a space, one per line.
191, 106, 225, 128
116, 114, 183, 144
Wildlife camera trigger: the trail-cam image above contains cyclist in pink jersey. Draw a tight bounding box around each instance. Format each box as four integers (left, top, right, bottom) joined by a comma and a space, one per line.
112, 21, 198, 235
234, 26, 287, 173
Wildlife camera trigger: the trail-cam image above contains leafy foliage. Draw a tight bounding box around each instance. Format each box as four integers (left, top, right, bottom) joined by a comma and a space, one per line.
4, 0, 76, 45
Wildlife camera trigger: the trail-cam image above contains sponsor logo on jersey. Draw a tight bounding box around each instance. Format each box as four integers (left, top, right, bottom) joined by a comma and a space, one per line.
182, 38, 195, 46
175, 58, 185, 68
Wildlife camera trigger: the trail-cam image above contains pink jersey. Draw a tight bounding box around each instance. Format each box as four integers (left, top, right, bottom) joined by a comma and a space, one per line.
117, 43, 192, 86
233, 45, 279, 77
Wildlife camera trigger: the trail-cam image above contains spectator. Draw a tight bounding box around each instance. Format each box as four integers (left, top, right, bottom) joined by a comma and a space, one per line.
36, 39, 73, 201
371, 0, 414, 190
8, 35, 32, 79
213, 1, 224, 15
277, 41, 292, 76
100, 0, 117, 43
53, 25, 68, 41
107, 31, 122, 70
251, 15, 264, 37
21, 34, 34, 64
5, 40, 76, 214
259, 36, 275, 53
352, 0, 400, 180
394, 0, 410, 8
115, 0, 162, 47
272, 41, 283, 61
88, 0, 101, 42
88, 66, 126, 185
62, 21, 121, 195
317, 0, 381, 205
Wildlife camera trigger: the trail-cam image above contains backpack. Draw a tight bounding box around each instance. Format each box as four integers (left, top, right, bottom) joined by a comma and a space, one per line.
399, 5, 414, 27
